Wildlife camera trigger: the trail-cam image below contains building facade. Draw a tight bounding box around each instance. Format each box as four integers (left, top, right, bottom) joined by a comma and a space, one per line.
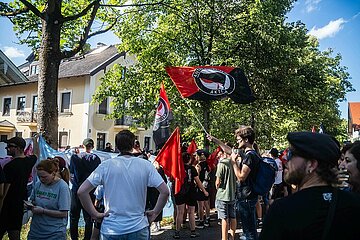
0, 45, 154, 151
348, 102, 360, 141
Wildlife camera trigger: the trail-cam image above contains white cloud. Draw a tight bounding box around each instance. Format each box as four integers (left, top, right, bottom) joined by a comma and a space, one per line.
308, 18, 346, 39
305, 0, 322, 13
2, 46, 25, 58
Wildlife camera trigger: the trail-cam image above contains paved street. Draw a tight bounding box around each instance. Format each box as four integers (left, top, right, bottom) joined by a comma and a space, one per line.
151, 211, 261, 240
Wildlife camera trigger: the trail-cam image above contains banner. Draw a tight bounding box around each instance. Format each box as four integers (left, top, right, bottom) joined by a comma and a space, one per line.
166, 66, 255, 104
155, 127, 185, 194
153, 82, 173, 148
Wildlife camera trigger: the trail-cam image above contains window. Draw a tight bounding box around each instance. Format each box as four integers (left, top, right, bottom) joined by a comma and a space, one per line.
59, 132, 68, 148
30, 65, 39, 75
0, 135, 7, 142
97, 133, 106, 150
60, 92, 71, 113
144, 137, 151, 151
16, 132, 23, 138
17, 96, 26, 114
98, 98, 108, 114
32, 95, 38, 112
2, 98, 11, 116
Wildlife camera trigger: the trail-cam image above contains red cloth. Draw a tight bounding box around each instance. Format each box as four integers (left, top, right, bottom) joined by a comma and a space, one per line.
155, 127, 185, 194
311, 126, 316, 133
207, 146, 221, 171
187, 139, 198, 155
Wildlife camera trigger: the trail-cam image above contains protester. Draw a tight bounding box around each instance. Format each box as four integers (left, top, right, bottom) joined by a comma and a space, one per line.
0, 165, 10, 214
194, 149, 211, 228
173, 152, 209, 239
102, 142, 114, 152
90, 185, 104, 240
78, 130, 169, 240
27, 159, 71, 240
0, 137, 37, 240
341, 141, 360, 193
259, 132, 360, 240
208, 126, 260, 240
215, 144, 237, 240
269, 148, 284, 201
69, 138, 101, 240
51, 156, 70, 185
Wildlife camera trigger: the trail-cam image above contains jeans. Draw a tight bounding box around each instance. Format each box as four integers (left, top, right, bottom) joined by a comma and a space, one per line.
237, 198, 258, 240
70, 190, 94, 240
101, 227, 149, 240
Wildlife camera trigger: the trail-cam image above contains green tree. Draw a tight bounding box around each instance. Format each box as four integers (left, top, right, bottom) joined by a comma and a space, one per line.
94, 0, 352, 149
0, 0, 160, 147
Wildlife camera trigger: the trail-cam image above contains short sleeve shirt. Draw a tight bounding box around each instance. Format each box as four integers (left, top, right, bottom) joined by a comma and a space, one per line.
216, 158, 236, 201
238, 150, 260, 199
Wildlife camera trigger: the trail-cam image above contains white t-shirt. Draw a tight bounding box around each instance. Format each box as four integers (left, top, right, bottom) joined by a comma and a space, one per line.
87, 155, 164, 235
274, 158, 283, 185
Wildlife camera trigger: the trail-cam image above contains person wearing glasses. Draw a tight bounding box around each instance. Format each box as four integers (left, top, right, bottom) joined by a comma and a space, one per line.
0, 137, 37, 240
259, 132, 360, 240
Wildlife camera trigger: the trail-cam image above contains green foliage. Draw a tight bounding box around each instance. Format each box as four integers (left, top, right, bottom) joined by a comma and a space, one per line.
94, 0, 353, 149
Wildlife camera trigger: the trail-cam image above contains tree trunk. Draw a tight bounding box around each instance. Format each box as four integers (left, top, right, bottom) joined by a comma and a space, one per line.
37, 1, 62, 149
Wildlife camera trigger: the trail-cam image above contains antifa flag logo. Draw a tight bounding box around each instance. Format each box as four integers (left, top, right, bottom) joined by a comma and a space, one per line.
153, 97, 170, 131
192, 68, 235, 97
166, 66, 255, 104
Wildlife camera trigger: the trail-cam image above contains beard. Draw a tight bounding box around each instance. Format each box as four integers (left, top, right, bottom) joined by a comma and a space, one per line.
284, 164, 307, 185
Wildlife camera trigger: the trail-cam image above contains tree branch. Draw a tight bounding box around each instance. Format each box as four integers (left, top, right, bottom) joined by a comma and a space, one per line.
18, 0, 44, 19
87, 18, 117, 39
99, 1, 164, 8
61, 2, 100, 59
62, 0, 100, 23
0, 6, 29, 16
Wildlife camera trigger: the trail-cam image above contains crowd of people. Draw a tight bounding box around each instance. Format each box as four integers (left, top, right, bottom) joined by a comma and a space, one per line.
0, 125, 360, 240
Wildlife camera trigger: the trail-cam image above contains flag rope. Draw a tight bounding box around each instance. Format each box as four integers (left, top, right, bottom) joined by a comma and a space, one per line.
184, 99, 209, 135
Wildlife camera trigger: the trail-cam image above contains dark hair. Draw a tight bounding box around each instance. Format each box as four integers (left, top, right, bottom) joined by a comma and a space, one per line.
182, 152, 191, 164
314, 161, 338, 185
234, 126, 255, 144
115, 130, 135, 153
53, 157, 70, 184
348, 141, 360, 171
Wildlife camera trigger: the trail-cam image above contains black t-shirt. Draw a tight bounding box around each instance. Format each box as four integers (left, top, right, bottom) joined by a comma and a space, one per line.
70, 152, 101, 192
0, 155, 37, 226
259, 186, 360, 240
178, 164, 198, 195
238, 150, 260, 199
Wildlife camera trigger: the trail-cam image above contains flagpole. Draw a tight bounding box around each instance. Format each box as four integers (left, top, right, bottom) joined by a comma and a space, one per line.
184, 99, 209, 136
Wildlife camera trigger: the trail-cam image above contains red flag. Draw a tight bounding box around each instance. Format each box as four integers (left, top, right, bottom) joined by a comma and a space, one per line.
207, 146, 221, 171
311, 126, 316, 133
155, 127, 185, 194
187, 139, 198, 155
165, 66, 255, 104
153, 82, 173, 148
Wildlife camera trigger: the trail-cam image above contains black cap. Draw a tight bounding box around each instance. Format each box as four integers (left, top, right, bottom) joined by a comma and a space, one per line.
6, 136, 26, 150
287, 132, 340, 167
269, 148, 279, 157
195, 149, 210, 158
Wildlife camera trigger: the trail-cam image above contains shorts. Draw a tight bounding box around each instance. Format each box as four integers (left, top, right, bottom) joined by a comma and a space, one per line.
216, 200, 236, 219
174, 191, 197, 206
196, 188, 209, 201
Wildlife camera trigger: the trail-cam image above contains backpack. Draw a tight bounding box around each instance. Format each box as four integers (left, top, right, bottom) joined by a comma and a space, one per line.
248, 151, 278, 196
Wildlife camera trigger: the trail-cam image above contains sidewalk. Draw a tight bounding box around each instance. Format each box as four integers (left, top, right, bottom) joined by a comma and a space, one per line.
150, 210, 262, 240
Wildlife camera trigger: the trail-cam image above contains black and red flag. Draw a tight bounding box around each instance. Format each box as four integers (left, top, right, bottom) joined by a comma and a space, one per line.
153, 82, 173, 148
165, 66, 255, 104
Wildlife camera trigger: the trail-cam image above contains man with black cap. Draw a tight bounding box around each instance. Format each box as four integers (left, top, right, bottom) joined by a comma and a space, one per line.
259, 132, 360, 240
69, 138, 101, 240
0, 137, 37, 240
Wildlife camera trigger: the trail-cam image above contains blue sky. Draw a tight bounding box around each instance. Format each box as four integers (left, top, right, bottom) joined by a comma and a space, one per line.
0, 0, 359, 119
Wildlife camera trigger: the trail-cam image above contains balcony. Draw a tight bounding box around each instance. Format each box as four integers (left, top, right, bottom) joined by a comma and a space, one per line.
114, 116, 144, 130
17, 111, 37, 127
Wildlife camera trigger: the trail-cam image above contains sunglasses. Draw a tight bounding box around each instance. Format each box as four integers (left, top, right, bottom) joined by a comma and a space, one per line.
286, 148, 295, 161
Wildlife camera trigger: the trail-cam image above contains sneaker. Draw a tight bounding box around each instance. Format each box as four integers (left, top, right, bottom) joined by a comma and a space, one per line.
190, 231, 200, 238
257, 218, 263, 228
204, 218, 210, 227
195, 221, 204, 229
173, 231, 180, 239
